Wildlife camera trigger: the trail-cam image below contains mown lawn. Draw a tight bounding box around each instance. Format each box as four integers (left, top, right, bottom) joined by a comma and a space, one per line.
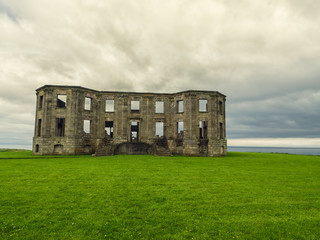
0, 150, 319, 239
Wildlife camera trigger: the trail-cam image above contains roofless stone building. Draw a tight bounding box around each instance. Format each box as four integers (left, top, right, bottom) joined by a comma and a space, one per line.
33, 85, 227, 156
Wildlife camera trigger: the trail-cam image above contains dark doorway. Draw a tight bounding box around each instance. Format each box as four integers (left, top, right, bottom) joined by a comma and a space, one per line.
56, 118, 65, 137
37, 119, 42, 137
199, 121, 208, 139
131, 121, 139, 142
220, 122, 224, 139
105, 121, 114, 138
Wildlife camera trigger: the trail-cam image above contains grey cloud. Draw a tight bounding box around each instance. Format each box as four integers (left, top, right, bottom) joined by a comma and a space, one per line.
227, 90, 320, 138
0, 3, 17, 21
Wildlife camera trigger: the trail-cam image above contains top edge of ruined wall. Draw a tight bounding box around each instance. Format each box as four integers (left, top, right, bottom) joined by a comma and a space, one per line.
36, 85, 226, 98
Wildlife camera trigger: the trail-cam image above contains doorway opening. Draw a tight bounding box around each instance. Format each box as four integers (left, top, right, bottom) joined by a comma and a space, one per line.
130, 121, 139, 142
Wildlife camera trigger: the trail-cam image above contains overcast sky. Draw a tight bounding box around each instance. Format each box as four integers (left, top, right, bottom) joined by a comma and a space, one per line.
0, 0, 320, 149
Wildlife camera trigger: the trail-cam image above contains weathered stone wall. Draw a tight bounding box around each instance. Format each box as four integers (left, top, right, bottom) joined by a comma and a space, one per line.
33, 85, 227, 156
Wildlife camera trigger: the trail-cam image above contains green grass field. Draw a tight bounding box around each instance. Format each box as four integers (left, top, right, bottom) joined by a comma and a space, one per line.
0, 150, 319, 239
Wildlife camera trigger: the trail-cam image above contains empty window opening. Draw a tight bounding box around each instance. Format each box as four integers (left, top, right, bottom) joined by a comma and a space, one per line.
56, 118, 65, 137
177, 100, 183, 113
177, 121, 184, 137
54, 144, 63, 154
35, 144, 39, 152
85, 97, 92, 110
219, 101, 223, 115
220, 122, 224, 139
155, 122, 164, 137
39, 96, 43, 110
199, 121, 208, 139
37, 119, 42, 137
130, 121, 139, 142
105, 100, 114, 112
155, 101, 164, 113
105, 121, 114, 138
199, 99, 208, 112
84, 120, 91, 134
57, 94, 67, 108
131, 100, 140, 112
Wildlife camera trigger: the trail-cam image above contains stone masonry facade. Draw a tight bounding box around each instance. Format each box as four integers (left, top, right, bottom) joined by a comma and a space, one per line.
33, 85, 227, 156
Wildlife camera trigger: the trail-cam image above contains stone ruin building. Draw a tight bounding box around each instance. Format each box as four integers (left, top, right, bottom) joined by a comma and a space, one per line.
33, 85, 227, 156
